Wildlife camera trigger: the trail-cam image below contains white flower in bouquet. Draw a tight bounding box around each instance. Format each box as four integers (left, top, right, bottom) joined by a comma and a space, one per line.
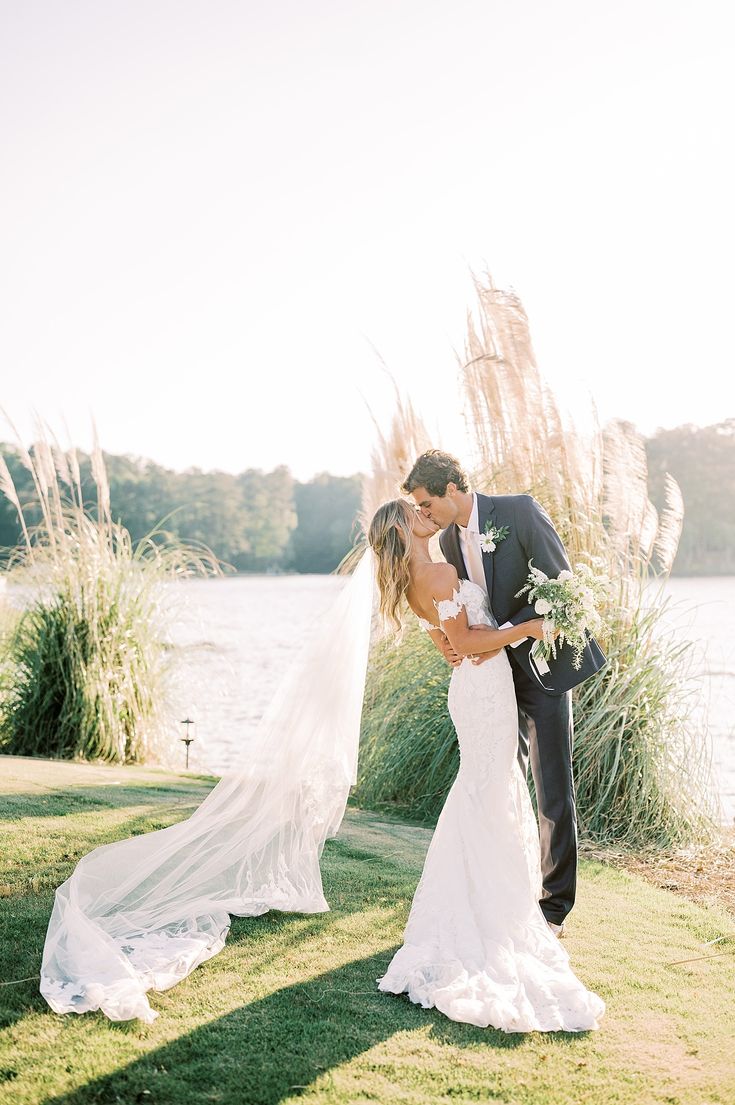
515, 559, 610, 670
529, 563, 549, 584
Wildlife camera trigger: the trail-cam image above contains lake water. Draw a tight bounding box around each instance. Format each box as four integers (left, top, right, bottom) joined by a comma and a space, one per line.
163, 574, 735, 824
651, 577, 735, 824
3, 571, 733, 823
163, 573, 346, 773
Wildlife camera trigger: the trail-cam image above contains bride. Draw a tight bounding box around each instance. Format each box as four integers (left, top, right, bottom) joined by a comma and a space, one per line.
40, 497, 604, 1032
367, 500, 604, 1032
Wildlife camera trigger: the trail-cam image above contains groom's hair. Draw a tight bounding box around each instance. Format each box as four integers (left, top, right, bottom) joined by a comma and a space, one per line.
401, 450, 469, 496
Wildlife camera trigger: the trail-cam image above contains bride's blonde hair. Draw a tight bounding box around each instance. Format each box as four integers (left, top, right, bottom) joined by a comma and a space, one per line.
367, 498, 416, 635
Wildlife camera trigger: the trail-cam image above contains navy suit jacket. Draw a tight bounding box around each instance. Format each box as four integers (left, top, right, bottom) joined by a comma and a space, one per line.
438, 493, 606, 696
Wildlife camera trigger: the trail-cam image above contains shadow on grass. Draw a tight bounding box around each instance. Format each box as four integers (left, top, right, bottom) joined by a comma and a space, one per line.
0, 783, 213, 821
0, 834, 420, 1034
2, 820, 591, 1105
0, 903, 350, 1038
38, 947, 533, 1105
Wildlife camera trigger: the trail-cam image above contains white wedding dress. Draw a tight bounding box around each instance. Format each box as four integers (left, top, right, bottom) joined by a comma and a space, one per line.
377, 579, 605, 1032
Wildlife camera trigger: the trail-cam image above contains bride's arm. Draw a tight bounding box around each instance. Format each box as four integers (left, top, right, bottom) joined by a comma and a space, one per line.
431, 565, 544, 656
446, 615, 543, 657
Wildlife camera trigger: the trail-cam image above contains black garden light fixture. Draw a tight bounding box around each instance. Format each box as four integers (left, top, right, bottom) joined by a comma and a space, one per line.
180, 717, 195, 769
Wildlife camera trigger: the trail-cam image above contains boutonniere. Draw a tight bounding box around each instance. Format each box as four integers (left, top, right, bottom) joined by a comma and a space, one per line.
479, 521, 510, 553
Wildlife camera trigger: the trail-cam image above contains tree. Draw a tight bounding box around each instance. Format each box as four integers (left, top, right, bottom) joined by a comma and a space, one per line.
287, 473, 362, 573
231, 467, 297, 572
646, 420, 735, 574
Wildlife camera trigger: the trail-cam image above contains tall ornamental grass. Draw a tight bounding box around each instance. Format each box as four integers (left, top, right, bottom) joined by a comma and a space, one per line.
359, 624, 456, 822
0, 420, 218, 763
356, 273, 718, 848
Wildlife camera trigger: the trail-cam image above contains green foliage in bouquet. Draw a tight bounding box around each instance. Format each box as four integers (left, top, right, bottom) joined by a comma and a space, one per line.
516, 559, 610, 669
356, 273, 719, 847
0, 418, 219, 763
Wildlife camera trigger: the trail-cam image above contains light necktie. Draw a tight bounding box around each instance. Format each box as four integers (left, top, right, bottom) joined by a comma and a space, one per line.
462, 527, 486, 593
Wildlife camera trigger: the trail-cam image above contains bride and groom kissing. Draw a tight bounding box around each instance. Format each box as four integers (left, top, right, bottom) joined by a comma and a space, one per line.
369, 450, 606, 1030
40, 448, 606, 1033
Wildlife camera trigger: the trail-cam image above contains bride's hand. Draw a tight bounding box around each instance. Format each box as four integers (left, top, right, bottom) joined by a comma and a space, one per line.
525, 618, 548, 641
524, 619, 561, 642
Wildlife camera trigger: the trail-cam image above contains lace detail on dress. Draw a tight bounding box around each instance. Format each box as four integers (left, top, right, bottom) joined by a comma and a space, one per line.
433, 579, 498, 630
435, 595, 463, 622
416, 578, 493, 633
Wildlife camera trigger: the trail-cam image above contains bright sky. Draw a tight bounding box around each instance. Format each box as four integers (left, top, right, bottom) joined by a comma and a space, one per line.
1, 1, 733, 480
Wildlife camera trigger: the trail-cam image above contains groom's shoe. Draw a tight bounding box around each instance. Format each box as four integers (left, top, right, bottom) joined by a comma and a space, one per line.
546, 920, 566, 938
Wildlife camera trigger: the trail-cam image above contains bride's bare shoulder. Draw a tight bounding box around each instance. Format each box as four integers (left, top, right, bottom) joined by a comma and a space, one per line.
407, 562, 458, 617
413, 561, 459, 599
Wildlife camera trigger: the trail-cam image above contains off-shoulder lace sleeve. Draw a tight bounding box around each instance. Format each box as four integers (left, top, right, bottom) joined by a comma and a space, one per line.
433, 588, 465, 623
416, 615, 438, 632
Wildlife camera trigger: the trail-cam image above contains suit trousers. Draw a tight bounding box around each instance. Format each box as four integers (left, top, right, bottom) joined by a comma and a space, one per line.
508, 653, 577, 925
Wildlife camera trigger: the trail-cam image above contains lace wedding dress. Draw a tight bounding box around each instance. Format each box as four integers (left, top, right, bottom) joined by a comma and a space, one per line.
377, 579, 605, 1033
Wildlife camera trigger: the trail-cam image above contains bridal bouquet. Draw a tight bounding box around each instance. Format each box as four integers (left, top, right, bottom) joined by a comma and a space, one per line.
515, 560, 610, 670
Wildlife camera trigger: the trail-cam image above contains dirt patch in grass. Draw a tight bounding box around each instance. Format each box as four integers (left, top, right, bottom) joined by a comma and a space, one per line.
606, 1013, 713, 1091
582, 827, 735, 918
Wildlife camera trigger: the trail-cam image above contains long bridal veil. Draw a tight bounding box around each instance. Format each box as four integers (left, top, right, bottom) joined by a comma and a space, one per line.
40, 547, 376, 1023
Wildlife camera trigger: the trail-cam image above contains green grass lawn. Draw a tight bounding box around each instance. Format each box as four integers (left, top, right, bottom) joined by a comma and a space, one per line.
1, 755, 734, 1105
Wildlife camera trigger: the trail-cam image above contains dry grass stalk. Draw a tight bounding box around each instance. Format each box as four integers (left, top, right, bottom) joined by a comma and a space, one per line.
459, 273, 605, 567
0, 415, 220, 763
360, 389, 433, 535
358, 269, 716, 848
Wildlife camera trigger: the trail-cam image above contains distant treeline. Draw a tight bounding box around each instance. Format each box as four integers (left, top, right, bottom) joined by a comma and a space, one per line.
646, 419, 735, 575
1, 419, 733, 574
0, 451, 362, 574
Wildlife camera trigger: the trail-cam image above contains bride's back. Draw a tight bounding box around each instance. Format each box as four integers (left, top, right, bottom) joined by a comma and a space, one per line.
405, 560, 453, 627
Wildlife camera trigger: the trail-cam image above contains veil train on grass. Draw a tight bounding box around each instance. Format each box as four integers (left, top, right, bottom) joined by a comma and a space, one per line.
40, 546, 375, 1024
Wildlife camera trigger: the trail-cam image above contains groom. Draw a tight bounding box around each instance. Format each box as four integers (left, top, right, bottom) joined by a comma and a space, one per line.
402, 450, 606, 934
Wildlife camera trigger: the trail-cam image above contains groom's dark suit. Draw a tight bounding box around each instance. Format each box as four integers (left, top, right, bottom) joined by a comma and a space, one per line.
439, 492, 606, 924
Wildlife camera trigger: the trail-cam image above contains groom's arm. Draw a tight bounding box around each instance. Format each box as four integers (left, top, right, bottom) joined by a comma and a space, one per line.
504, 496, 572, 631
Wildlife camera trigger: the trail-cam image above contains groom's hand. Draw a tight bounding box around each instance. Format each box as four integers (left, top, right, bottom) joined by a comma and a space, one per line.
469, 650, 500, 665
467, 625, 501, 665
437, 633, 463, 667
